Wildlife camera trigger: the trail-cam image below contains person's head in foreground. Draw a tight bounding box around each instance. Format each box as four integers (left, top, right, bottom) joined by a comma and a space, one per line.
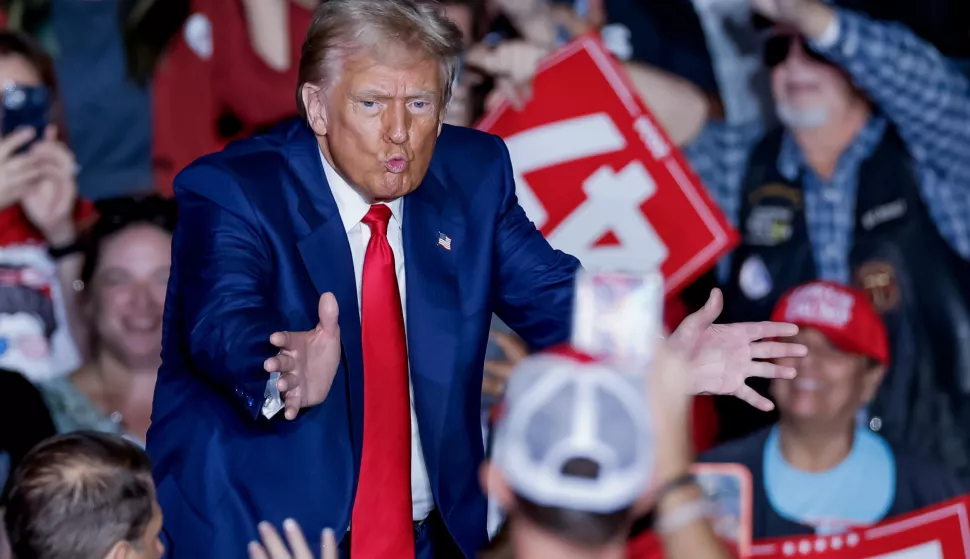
2, 431, 163, 559
481, 348, 654, 558
298, 0, 464, 202
770, 281, 888, 447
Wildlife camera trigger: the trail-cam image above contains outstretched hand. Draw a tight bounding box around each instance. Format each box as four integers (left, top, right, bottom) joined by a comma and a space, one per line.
669, 288, 807, 411
248, 520, 337, 559
264, 293, 342, 420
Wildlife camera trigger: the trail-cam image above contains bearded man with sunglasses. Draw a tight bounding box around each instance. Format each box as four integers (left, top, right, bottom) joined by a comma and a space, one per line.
623, 0, 970, 479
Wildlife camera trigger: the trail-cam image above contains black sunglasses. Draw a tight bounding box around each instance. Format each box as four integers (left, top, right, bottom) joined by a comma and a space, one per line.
764, 35, 828, 68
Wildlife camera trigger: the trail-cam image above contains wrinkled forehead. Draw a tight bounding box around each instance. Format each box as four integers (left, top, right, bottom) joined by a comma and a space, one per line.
337, 44, 444, 97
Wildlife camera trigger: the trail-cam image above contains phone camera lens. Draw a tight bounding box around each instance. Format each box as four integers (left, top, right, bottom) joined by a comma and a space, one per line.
4, 88, 25, 109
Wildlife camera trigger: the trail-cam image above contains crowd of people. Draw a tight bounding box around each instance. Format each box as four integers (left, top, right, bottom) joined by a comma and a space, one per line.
0, 0, 969, 558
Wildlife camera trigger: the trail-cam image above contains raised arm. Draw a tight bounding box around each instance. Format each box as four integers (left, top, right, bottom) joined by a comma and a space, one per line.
812, 8, 970, 177
622, 61, 712, 147
171, 163, 287, 419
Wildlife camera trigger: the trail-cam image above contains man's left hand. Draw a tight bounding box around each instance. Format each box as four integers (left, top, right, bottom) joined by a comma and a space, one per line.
670, 288, 807, 412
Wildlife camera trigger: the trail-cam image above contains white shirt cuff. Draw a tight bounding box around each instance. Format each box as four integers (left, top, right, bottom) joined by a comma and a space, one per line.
810, 14, 841, 49
262, 372, 283, 419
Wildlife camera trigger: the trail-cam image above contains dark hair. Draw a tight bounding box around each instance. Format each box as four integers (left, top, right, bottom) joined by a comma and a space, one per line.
3, 432, 155, 559
0, 30, 68, 143
514, 458, 634, 548
478, 520, 515, 559
80, 195, 178, 287
0, 368, 56, 496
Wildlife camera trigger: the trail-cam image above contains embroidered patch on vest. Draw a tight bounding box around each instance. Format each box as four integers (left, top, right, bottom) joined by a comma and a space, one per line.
745, 205, 794, 246
860, 199, 907, 231
739, 255, 773, 300
747, 182, 803, 209
854, 261, 900, 313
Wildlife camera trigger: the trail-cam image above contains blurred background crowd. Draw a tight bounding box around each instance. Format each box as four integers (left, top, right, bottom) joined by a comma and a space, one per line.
0, 0, 969, 557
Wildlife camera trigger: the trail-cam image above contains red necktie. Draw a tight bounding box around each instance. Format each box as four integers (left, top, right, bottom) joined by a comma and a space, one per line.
352, 205, 415, 558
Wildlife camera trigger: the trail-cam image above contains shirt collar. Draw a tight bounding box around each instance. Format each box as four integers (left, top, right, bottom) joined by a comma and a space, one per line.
319, 148, 403, 233
776, 115, 888, 182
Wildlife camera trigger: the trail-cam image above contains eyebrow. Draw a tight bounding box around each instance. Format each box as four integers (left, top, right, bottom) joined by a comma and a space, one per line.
353, 89, 437, 100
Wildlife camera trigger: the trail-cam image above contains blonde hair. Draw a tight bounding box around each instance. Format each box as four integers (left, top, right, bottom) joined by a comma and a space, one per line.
296, 0, 464, 118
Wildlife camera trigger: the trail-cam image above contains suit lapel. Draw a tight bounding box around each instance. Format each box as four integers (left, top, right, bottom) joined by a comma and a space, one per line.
286, 124, 365, 466
403, 168, 466, 478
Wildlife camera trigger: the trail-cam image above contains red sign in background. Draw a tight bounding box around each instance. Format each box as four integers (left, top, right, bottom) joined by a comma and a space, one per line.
477, 35, 738, 297
628, 495, 970, 558
750, 496, 970, 559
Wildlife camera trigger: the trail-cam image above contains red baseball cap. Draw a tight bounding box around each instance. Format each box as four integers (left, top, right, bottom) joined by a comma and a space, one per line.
770, 281, 890, 365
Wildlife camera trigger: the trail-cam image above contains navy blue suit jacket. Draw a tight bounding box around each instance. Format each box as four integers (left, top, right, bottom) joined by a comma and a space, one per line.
146, 120, 580, 558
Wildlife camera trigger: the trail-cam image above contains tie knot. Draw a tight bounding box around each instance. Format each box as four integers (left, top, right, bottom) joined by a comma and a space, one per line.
362, 204, 392, 236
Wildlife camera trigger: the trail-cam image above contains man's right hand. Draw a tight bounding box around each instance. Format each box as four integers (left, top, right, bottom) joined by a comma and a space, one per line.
264, 293, 341, 420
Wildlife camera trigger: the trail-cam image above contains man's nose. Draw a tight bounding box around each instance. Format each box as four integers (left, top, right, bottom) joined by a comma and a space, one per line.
785, 39, 812, 66
383, 101, 410, 145
129, 282, 157, 311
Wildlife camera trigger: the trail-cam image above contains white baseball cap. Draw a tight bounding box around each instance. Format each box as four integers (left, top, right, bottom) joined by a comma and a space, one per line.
491, 347, 654, 514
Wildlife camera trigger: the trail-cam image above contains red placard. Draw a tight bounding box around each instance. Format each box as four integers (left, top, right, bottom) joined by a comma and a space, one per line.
476, 35, 738, 298
751, 496, 970, 558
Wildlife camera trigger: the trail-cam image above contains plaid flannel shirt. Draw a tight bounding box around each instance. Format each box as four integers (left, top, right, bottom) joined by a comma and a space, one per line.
684, 9, 970, 283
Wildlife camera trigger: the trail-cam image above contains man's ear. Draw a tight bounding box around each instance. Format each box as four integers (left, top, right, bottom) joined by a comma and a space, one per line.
480, 461, 515, 511
302, 83, 328, 136
101, 540, 129, 559
859, 361, 887, 406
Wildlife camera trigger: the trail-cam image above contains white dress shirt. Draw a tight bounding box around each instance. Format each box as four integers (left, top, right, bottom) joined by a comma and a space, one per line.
263, 151, 434, 522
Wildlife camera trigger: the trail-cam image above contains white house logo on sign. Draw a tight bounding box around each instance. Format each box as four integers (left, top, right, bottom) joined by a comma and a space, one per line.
504, 112, 669, 272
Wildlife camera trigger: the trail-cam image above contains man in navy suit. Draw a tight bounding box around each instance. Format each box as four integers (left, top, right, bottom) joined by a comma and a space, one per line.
147, 1, 806, 557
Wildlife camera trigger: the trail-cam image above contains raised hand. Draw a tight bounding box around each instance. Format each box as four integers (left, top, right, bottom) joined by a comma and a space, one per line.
20, 125, 78, 245
483, 331, 529, 399
264, 293, 342, 420
749, 0, 835, 39
669, 288, 808, 412
466, 40, 549, 85
749, 0, 806, 21
248, 519, 337, 559
0, 127, 41, 211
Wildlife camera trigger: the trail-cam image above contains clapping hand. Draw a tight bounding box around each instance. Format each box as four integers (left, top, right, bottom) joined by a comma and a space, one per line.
264, 293, 342, 420
669, 288, 808, 412
248, 520, 337, 559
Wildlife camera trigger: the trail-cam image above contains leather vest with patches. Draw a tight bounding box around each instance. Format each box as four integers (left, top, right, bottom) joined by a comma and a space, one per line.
722, 127, 970, 482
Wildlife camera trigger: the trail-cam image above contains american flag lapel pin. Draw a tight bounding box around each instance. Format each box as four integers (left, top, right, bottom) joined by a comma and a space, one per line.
437, 232, 452, 251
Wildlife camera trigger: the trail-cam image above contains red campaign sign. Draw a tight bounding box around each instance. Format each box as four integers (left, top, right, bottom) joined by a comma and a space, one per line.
476, 35, 738, 297
750, 496, 970, 559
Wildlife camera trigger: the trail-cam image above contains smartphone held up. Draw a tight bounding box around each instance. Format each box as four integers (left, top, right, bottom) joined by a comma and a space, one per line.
1, 83, 50, 152
570, 267, 665, 373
